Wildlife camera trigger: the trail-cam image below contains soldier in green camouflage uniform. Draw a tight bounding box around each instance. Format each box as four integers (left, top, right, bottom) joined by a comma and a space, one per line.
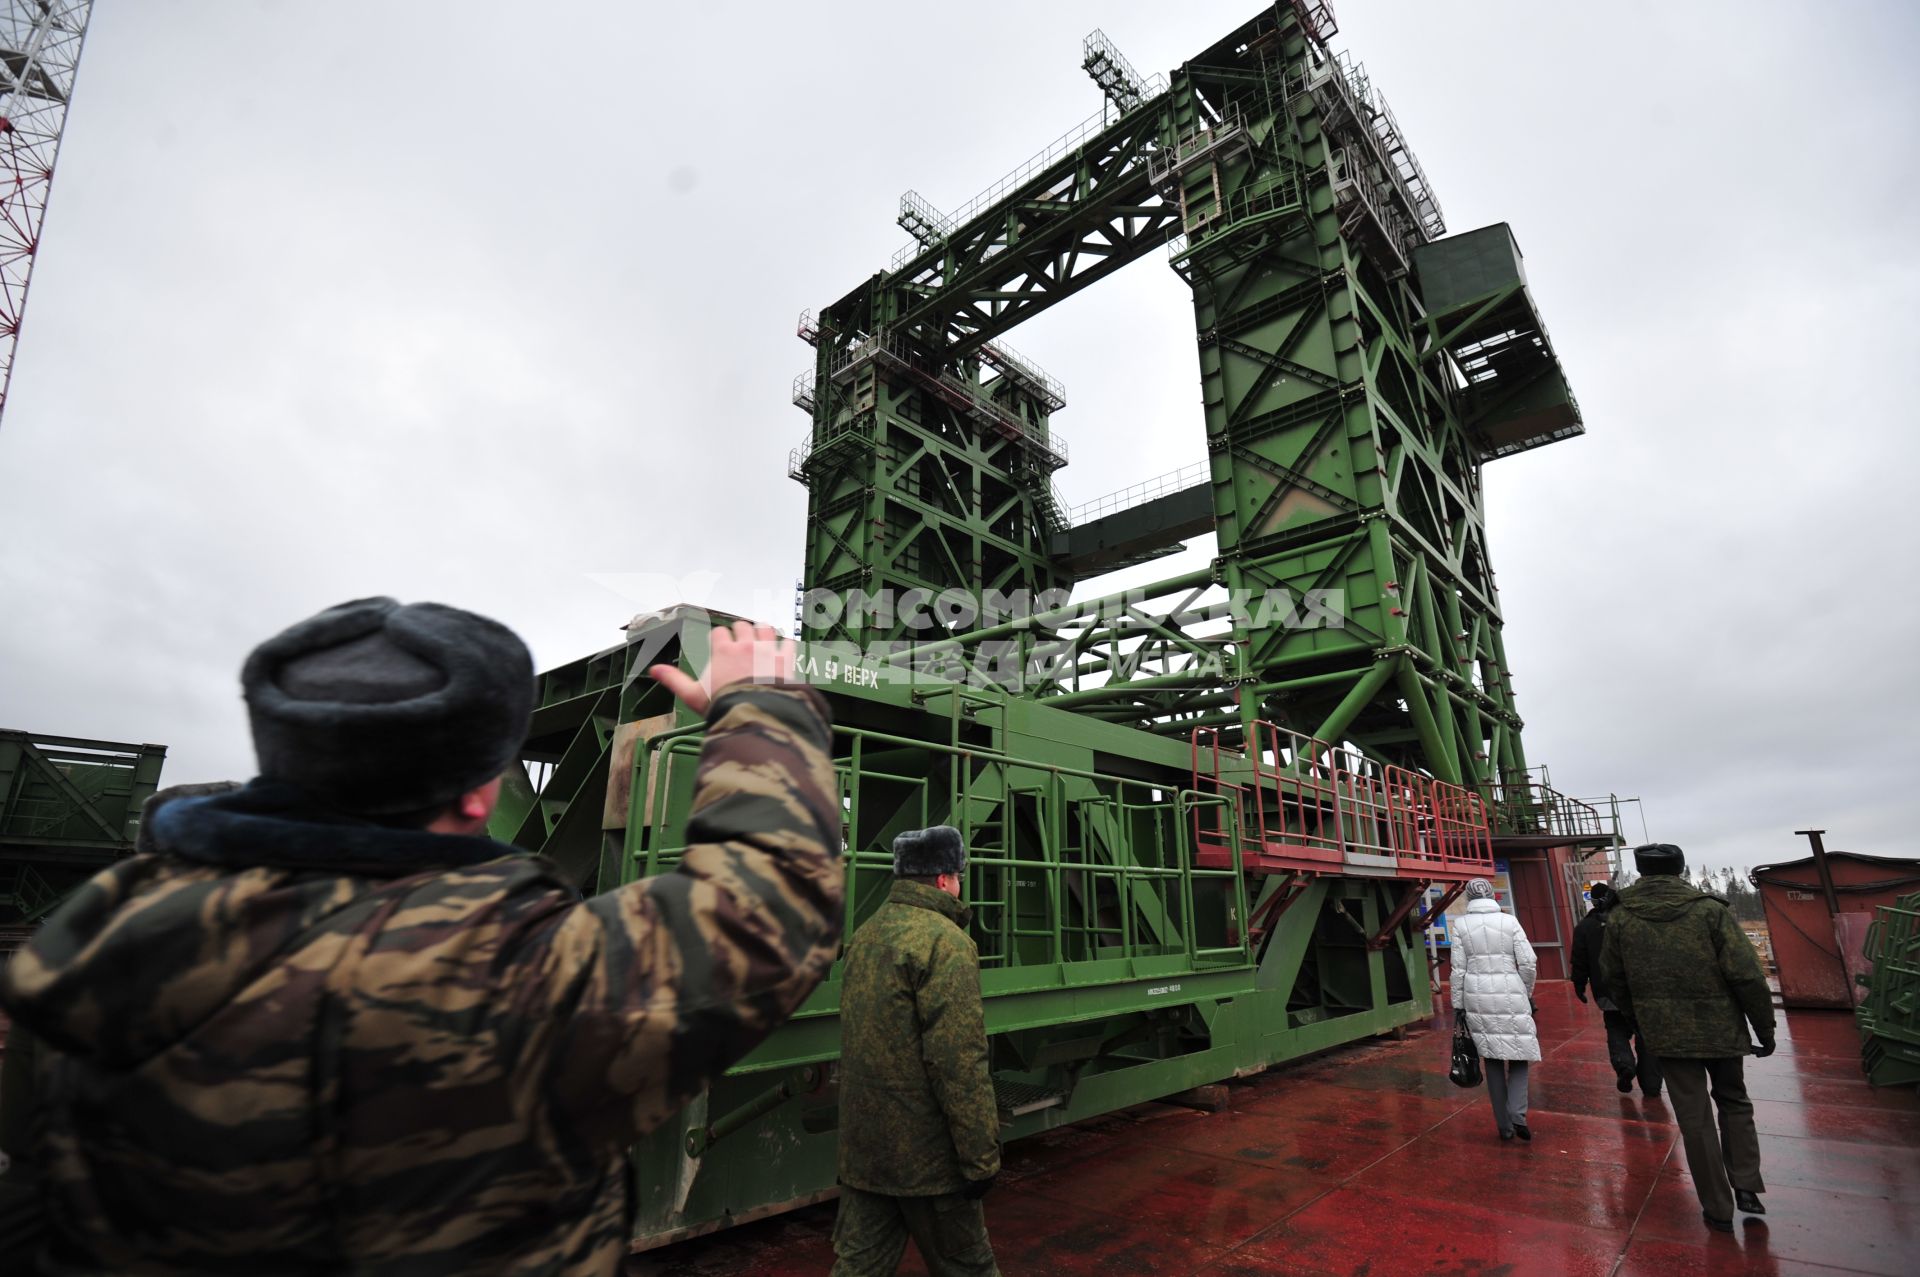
0, 601, 844, 1276
833, 825, 1000, 1277
1600, 842, 1775, 1233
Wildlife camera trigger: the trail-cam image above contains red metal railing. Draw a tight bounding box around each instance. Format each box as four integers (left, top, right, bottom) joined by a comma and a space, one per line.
1190, 719, 1494, 880
1390, 767, 1496, 878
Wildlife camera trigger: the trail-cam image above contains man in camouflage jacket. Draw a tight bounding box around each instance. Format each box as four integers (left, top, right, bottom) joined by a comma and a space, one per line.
832, 825, 1000, 1277
0, 600, 845, 1276
1600, 843, 1775, 1232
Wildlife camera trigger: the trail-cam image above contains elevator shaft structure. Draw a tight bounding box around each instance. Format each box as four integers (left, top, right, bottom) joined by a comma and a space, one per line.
501, 2, 1603, 1251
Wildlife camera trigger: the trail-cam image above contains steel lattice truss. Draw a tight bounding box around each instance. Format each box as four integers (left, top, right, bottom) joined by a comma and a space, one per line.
0, 0, 91, 429
794, 4, 1584, 802
489, 6, 1601, 1248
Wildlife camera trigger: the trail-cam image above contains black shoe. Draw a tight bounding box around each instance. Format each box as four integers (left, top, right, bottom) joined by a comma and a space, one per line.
1643, 1088, 1663, 1100
1513, 1123, 1531, 1142
1500, 1129, 1515, 1141
1616, 1076, 1634, 1093
1735, 1189, 1765, 1215
1703, 1212, 1734, 1233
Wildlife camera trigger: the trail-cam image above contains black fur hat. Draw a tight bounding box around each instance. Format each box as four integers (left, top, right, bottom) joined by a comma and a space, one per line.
893, 825, 967, 877
1633, 843, 1686, 876
242, 597, 534, 817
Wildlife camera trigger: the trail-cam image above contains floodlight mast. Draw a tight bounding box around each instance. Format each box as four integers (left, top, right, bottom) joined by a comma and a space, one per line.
0, 0, 93, 432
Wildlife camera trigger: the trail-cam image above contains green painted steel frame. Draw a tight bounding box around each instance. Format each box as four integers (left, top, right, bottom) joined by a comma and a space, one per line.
501, 1, 1590, 1250
497, 619, 1437, 1247
0, 730, 166, 924
793, 5, 1559, 807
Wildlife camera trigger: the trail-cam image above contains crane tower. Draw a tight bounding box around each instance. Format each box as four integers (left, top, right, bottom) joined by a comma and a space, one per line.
0, 0, 91, 430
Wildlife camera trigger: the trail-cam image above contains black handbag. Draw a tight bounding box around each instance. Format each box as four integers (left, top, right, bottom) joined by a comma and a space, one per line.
1449, 1022, 1483, 1088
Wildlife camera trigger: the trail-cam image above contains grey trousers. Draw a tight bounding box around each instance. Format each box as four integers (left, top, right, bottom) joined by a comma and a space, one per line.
1662, 1056, 1764, 1222
1484, 1059, 1530, 1134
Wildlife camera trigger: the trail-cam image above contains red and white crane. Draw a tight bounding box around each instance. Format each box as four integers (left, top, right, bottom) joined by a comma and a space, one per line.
0, 0, 91, 431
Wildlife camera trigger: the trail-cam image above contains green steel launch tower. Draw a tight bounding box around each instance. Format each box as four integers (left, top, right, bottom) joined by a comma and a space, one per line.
794, 10, 1581, 793
498, 2, 1613, 1250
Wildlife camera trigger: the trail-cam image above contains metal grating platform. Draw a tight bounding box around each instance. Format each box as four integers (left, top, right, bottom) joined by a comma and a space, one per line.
993, 1079, 1067, 1119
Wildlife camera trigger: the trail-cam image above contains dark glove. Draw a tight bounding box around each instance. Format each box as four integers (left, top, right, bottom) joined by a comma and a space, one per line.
1752, 1039, 1776, 1058
1529, 998, 1538, 1016
1574, 987, 1588, 1004
961, 1173, 996, 1200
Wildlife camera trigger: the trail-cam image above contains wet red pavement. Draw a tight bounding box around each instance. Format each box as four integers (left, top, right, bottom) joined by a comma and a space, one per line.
631, 984, 1920, 1276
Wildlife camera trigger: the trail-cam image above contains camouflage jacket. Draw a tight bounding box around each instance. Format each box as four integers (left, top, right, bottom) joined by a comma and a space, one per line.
836, 880, 999, 1197
0, 684, 844, 1277
1599, 875, 1775, 1059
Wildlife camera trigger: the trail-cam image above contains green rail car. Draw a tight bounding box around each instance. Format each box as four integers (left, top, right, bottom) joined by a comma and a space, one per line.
496, 2, 1604, 1249
496, 614, 1446, 1246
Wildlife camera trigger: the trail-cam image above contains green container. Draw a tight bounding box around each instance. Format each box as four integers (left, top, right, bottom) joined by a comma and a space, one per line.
1854, 894, 1920, 1076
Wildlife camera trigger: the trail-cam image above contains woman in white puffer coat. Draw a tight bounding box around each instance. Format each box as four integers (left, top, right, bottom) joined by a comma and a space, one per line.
1450, 878, 1541, 1141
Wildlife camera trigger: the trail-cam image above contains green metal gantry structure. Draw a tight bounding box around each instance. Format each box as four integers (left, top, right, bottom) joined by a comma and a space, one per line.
500, 2, 1602, 1250
0, 731, 165, 943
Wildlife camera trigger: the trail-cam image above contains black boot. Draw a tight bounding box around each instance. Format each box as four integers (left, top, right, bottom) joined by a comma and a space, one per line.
1513, 1123, 1531, 1142
1735, 1189, 1765, 1215
1702, 1211, 1734, 1233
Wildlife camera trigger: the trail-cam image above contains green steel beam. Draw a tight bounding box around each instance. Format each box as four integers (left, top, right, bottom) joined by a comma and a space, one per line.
1049, 482, 1214, 576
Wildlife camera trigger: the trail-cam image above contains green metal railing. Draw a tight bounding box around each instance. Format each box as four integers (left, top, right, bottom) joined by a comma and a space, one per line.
630, 718, 1253, 979
1856, 889, 1920, 1087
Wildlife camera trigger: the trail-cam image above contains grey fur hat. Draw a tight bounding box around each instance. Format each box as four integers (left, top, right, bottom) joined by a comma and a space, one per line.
242, 597, 534, 817
892, 825, 967, 877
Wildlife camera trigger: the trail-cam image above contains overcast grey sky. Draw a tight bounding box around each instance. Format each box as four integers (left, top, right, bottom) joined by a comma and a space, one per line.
1, 1, 1914, 873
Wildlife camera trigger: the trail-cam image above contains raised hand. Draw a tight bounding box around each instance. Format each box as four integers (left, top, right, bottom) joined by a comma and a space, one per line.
648, 621, 796, 716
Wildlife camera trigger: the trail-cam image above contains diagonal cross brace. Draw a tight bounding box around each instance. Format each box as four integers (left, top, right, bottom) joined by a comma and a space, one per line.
19, 739, 124, 842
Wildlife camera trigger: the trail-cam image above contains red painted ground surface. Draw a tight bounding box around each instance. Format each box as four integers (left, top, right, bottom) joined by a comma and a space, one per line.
630, 984, 1920, 1276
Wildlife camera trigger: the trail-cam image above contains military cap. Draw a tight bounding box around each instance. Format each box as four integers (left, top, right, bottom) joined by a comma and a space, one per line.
1633, 843, 1686, 876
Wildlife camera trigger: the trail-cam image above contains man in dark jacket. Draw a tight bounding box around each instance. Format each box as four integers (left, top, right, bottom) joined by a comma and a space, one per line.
0, 600, 845, 1276
1601, 843, 1776, 1234
1570, 881, 1662, 1097
833, 825, 1000, 1277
